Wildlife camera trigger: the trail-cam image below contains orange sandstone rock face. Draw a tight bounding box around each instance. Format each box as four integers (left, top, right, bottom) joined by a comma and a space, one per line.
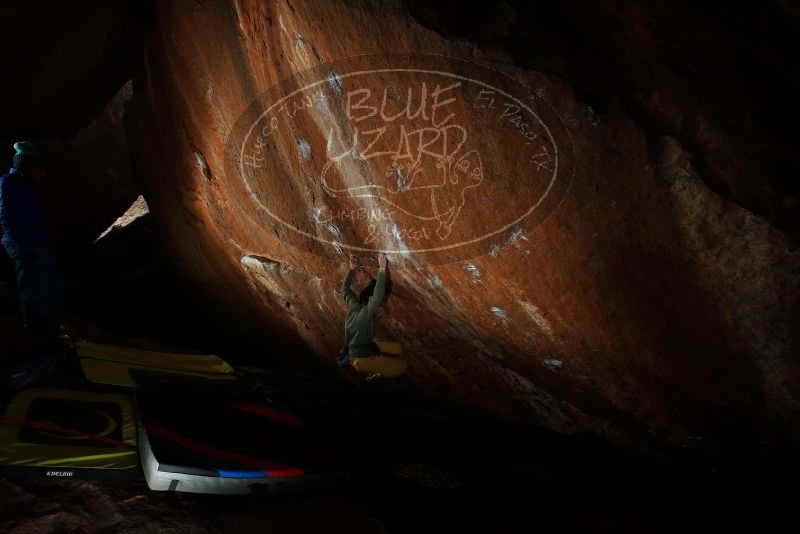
127, 0, 799, 449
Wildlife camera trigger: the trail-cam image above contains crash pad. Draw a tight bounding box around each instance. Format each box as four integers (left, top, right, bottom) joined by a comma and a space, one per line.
79, 357, 239, 388
76, 341, 234, 374
0, 388, 138, 479
136, 391, 346, 494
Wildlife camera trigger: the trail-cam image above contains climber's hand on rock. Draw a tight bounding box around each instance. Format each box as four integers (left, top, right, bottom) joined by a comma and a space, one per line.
378, 252, 388, 270
349, 255, 359, 270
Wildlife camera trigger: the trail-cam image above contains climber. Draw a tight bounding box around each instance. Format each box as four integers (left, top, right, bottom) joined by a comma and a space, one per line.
0, 141, 63, 357
340, 252, 407, 380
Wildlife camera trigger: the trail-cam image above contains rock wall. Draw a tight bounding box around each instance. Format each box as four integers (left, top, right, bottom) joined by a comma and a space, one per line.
126, 0, 799, 451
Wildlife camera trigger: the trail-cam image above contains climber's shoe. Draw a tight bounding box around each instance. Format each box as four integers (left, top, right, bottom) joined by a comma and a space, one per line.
335, 348, 350, 367
0, 353, 55, 390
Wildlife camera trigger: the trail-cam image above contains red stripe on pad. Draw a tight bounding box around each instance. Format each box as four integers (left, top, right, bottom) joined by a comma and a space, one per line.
0, 414, 136, 448
144, 423, 305, 477
227, 401, 304, 428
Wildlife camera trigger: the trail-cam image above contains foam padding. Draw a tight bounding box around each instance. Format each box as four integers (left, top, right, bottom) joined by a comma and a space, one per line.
79, 358, 239, 388
0, 388, 138, 477
77, 342, 234, 374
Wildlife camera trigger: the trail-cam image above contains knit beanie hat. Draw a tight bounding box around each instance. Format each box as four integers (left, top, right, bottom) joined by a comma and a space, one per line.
13, 141, 47, 173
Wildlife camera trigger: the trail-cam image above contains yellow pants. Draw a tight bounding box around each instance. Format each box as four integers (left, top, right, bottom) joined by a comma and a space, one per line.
350, 342, 407, 378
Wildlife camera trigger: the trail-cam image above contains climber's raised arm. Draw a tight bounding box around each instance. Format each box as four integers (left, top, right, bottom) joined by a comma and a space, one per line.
342, 255, 359, 308
366, 253, 388, 316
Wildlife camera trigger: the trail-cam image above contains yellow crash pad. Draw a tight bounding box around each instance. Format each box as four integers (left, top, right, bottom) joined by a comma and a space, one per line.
0, 388, 138, 471
77, 341, 234, 374
79, 358, 239, 388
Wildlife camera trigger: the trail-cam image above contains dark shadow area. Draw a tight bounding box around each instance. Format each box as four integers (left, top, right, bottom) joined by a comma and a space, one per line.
406, 0, 800, 240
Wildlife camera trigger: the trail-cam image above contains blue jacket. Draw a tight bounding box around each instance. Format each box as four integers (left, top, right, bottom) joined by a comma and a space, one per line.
0, 168, 49, 250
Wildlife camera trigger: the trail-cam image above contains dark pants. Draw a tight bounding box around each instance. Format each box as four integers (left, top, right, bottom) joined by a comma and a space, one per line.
3, 244, 63, 347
